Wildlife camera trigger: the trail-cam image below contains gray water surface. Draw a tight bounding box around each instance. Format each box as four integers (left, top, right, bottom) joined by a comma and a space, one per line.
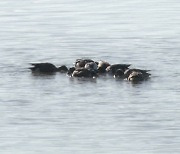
0, 0, 180, 154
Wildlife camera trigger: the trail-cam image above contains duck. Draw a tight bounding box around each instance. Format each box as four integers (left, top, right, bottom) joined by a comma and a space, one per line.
127, 71, 151, 82
124, 68, 151, 79
106, 64, 131, 75
127, 71, 144, 82
72, 68, 98, 78
75, 59, 94, 68
84, 61, 98, 71
97, 61, 110, 73
29, 63, 68, 73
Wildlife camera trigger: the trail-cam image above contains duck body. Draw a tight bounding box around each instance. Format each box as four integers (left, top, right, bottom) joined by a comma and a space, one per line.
75, 59, 94, 68
97, 61, 110, 73
72, 68, 97, 78
127, 71, 151, 82
106, 64, 131, 75
29, 63, 57, 73
29, 63, 68, 73
128, 71, 144, 82
84, 62, 98, 71
124, 69, 151, 79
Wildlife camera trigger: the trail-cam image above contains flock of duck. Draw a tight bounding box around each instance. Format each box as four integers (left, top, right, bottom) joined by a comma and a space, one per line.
29, 58, 151, 82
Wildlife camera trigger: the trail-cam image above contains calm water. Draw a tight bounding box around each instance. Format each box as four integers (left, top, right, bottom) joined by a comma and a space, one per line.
0, 0, 180, 153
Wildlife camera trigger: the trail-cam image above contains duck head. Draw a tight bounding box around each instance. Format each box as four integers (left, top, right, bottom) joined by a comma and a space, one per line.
57, 65, 68, 73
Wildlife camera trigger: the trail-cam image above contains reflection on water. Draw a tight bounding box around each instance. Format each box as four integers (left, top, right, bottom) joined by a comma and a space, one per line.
0, 0, 180, 154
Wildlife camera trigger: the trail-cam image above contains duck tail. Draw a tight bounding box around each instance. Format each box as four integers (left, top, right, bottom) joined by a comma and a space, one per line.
28, 67, 35, 71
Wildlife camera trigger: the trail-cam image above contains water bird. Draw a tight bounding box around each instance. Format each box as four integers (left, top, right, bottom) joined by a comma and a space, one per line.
127, 70, 151, 82
29, 63, 68, 73
75, 59, 94, 68
124, 69, 151, 79
97, 61, 110, 73
106, 64, 131, 75
72, 68, 98, 78
84, 62, 98, 71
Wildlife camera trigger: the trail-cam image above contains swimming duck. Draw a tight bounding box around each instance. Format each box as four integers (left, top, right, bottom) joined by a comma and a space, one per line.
84, 62, 98, 71
127, 71, 143, 82
124, 69, 151, 79
97, 61, 110, 73
75, 59, 94, 68
106, 64, 131, 75
29, 63, 68, 73
72, 68, 98, 78
127, 71, 151, 82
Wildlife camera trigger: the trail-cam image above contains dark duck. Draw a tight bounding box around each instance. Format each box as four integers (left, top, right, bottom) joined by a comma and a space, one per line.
124, 69, 151, 79
69, 58, 98, 78
29, 63, 68, 73
126, 69, 151, 82
72, 68, 98, 78
74, 59, 94, 68
106, 64, 131, 75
